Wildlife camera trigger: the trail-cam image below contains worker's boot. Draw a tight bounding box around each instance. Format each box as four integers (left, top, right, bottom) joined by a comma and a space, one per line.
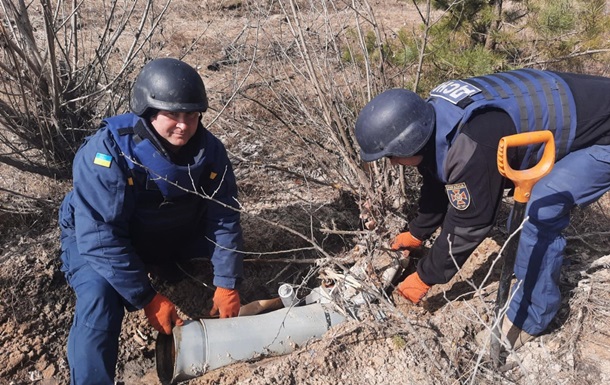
476, 315, 535, 351
501, 316, 535, 350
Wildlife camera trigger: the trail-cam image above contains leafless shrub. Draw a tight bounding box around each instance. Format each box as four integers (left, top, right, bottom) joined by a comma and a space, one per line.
204, 0, 432, 246
0, 0, 171, 174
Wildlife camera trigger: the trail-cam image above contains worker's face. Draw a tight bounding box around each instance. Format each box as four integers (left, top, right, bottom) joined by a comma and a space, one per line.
389, 155, 423, 167
150, 110, 200, 151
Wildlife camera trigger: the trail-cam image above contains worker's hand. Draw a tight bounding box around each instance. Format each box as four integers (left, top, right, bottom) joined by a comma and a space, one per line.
391, 231, 423, 251
396, 272, 431, 304
143, 293, 184, 335
210, 287, 240, 318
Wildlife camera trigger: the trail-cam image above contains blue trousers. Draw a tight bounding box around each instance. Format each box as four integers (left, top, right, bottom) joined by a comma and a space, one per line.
60, 238, 125, 385
507, 144, 610, 335
60, 235, 208, 384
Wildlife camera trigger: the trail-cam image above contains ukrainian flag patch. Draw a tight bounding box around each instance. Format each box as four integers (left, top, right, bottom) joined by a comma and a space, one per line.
93, 152, 113, 168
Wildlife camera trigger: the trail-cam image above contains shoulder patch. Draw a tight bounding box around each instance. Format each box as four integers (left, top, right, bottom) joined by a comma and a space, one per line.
93, 152, 113, 168
430, 80, 481, 105
446, 182, 471, 210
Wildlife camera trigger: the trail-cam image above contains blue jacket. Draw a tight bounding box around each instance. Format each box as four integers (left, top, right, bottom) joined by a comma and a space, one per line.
59, 113, 243, 309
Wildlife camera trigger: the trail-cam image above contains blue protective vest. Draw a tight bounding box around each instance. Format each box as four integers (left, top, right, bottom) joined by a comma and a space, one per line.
102, 113, 222, 260
427, 69, 577, 183
104, 114, 209, 198
59, 112, 242, 293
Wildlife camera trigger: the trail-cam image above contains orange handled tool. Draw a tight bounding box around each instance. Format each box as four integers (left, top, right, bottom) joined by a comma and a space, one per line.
490, 131, 555, 366
497, 131, 556, 203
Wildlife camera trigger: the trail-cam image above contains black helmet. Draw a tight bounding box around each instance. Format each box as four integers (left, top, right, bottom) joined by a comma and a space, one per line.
355, 88, 435, 162
130, 58, 208, 116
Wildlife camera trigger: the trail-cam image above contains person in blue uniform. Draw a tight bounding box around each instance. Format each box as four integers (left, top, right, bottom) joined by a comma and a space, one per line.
58, 57, 244, 384
354, 69, 610, 349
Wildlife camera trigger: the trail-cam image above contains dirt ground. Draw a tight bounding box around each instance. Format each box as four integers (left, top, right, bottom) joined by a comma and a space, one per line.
2, 167, 610, 385
1, 1, 610, 385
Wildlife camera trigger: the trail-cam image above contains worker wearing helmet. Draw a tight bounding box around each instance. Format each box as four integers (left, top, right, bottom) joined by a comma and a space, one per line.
355, 69, 610, 349
58, 58, 244, 384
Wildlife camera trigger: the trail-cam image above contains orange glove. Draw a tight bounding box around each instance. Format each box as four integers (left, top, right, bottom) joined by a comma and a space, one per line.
210, 287, 240, 318
143, 293, 184, 334
391, 231, 423, 251
396, 272, 431, 304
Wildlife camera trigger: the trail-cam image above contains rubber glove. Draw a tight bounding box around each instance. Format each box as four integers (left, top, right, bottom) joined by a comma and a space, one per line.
144, 293, 184, 334
210, 287, 241, 318
391, 231, 423, 251
396, 272, 430, 304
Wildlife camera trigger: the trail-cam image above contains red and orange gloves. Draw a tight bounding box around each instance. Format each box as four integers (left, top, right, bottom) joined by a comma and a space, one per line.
391, 231, 423, 251
392, 233, 430, 304
396, 272, 430, 304
144, 293, 184, 334
210, 287, 241, 318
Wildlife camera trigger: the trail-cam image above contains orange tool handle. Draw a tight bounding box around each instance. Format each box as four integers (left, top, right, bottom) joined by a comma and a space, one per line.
497, 131, 556, 203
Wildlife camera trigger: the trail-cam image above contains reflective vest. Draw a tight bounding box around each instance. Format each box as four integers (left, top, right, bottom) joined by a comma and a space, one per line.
427, 69, 577, 183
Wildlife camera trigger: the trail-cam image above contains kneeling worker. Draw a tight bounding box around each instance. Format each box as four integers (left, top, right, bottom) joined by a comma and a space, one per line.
59, 58, 244, 384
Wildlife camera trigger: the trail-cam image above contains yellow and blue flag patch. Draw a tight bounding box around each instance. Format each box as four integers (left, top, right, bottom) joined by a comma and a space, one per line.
93, 152, 113, 168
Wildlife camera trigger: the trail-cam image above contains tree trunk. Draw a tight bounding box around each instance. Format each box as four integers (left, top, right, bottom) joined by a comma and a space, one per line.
485, 0, 503, 51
